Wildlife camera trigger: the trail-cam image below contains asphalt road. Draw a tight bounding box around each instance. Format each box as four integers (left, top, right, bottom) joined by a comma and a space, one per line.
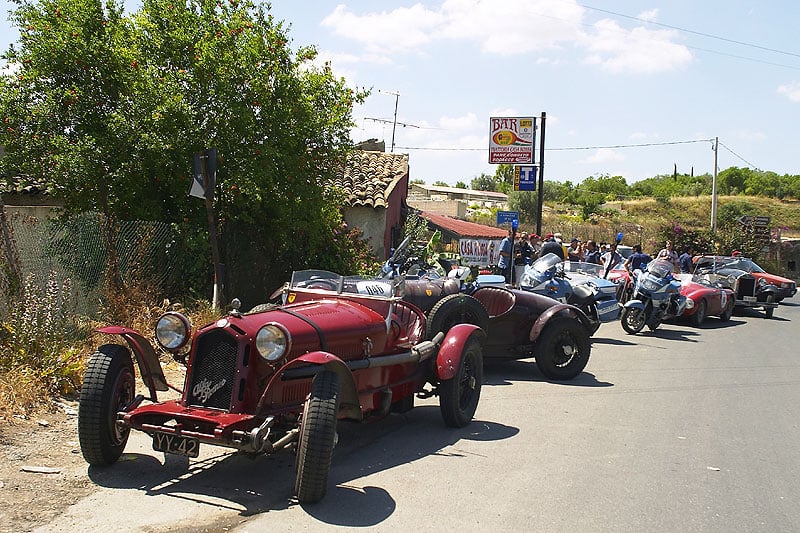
41, 301, 800, 532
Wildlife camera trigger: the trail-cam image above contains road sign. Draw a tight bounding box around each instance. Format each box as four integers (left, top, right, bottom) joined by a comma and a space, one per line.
489, 117, 535, 164
497, 210, 519, 226
738, 215, 770, 227
514, 165, 537, 191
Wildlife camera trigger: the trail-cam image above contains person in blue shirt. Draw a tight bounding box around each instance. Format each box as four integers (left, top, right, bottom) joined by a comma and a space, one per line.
497, 229, 513, 283
624, 244, 652, 274
678, 246, 694, 273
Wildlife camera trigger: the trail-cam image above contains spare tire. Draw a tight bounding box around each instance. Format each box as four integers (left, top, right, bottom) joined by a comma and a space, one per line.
426, 294, 490, 340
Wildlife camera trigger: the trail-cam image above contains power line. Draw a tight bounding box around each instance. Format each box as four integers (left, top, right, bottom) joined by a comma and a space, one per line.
578, 3, 800, 60
718, 140, 761, 171
395, 138, 714, 152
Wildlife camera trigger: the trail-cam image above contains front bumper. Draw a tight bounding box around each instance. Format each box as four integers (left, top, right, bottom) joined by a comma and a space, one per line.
121, 400, 280, 453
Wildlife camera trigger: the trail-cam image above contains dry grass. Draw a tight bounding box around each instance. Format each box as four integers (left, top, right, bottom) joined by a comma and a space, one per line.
0, 277, 220, 424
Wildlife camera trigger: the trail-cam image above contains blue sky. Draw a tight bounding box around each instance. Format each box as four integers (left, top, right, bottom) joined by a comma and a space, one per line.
3, 0, 799, 185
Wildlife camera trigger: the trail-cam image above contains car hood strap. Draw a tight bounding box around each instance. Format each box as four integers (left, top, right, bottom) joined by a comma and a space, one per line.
277, 307, 327, 351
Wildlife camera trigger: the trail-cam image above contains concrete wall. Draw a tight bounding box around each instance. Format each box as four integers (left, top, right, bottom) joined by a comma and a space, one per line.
407, 199, 467, 218
345, 205, 388, 260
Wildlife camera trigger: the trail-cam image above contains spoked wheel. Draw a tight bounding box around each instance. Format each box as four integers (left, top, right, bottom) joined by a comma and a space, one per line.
535, 317, 591, 380
295, 371, 339, 503
439, 337, 483, 427
426, 294, 490, 340
621, 307, 646, 334
691, 300, 707, 327
78, 344, 136, 465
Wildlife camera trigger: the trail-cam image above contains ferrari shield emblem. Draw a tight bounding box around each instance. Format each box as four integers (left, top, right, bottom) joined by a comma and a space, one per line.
288, 293, 296, 303
426, 289, 432, 296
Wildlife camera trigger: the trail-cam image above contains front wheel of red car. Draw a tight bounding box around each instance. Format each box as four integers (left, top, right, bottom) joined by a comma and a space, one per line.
535, 317, 591, 380
691, 300, 707, 327
295, 371, 339, 503
719, 298, 734, 322
439, 337, 483, 428
78, 344, 135, 466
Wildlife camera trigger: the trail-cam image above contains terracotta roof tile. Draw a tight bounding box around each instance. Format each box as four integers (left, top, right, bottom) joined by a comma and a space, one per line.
421, 211, 508, 238
339, 151, 409, 208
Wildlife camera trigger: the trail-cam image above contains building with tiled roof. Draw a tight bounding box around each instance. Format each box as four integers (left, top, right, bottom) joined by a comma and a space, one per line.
335, 149, 409, 259
420, 211, 507, 240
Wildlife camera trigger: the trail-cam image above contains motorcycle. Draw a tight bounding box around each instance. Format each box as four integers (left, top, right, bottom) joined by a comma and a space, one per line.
518, 253, 621, 334
620, 259, 687, 334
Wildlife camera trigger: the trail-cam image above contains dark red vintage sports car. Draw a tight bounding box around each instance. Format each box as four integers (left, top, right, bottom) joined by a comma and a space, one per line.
78, 270, 484, 503
401, 278, 593, 381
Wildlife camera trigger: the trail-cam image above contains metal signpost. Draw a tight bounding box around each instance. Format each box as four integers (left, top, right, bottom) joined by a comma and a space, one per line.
488, 113, 546, 236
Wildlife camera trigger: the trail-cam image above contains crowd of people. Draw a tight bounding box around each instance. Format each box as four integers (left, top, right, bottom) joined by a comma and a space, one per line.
496, 231, 699, 284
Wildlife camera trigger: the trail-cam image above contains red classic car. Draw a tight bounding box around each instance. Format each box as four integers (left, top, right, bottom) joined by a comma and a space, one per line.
78, 270, 484, 503
675, 274, 736, 326
693, 256, 796, 302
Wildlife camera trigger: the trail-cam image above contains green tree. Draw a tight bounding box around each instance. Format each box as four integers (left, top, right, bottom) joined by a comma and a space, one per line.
454, 180, 467, 189
494, 164, 514, 194
433, 180, 448, 187
1, 0, 369, 301
470, 172, 496, 191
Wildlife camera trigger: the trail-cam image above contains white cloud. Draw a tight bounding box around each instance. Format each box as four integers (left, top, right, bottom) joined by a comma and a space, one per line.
733, 130, 766, 142
638, 9, 659, 23
321, 1, 585, 57
438, 112, 480, 131
321, 4, 442, 54
582, 19, 692, 73
777, 82, 800, 102
580, 148, 625, 164
438, 0, 584, 55
319, 2, 693, 77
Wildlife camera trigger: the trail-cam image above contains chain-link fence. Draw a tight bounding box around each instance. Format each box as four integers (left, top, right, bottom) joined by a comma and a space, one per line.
1, 211, 182, 317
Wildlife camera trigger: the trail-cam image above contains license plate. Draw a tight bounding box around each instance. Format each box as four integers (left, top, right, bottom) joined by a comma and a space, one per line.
152, 432, 200, 458
743, 296, 757, 303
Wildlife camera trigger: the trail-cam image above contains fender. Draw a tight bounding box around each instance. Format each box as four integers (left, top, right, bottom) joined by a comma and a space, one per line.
529, 303, 591, 342
97, 326, 168, 399
623, 299, 646, 311
435, 323, 485, 380
259, 351, 361, 421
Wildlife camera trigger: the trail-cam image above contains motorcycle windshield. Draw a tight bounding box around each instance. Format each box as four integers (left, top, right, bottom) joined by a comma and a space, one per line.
563, 261, 604, 277
532, 253, 562, 273
647, 260, 674, 279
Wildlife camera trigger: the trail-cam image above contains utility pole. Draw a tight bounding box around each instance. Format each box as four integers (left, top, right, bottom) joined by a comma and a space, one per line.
380, 90, 400, 152
711, 137, 719, 233
536, 112, 546, 237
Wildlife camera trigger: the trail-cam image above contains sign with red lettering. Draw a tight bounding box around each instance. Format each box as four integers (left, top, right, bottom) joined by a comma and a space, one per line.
489, 117, 535, 164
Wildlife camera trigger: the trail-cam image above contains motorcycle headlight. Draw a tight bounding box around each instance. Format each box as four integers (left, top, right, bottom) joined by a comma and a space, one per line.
256, 324, 290, 362
155, 312, 191, 351
642, 279, 660, 291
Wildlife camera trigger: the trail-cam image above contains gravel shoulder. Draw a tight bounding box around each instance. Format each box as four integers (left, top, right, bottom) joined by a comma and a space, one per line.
0, 398, 93, 532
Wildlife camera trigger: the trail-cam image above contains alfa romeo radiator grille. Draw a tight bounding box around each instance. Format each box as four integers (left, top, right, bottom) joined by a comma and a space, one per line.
188, 330, 238, 409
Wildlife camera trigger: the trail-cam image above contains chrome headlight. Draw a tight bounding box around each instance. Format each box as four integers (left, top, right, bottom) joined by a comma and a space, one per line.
256, 324, 289, 362
155, 312, 191, 351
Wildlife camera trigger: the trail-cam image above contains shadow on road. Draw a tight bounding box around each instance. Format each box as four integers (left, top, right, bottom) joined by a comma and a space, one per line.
86, 407, 518, 526
483, 359, 613, 387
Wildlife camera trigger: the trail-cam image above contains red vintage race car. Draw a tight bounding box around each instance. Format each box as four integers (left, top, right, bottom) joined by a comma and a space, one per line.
675, 273, 736, 326
78, 270, 484, 503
